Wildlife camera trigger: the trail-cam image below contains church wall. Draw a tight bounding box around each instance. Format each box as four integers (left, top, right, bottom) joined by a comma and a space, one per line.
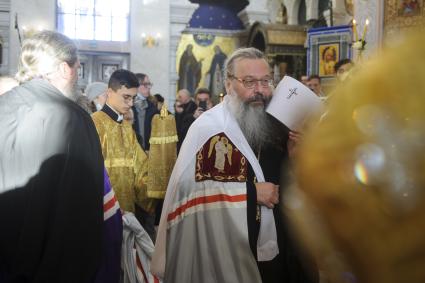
130, 0, 170, 102
383, 0, 425, 43
8, 0, 174, 106
10, 0, 56, 76
0, 0, 11, 75
353, 0, 385, 60
8, 0, 418, 105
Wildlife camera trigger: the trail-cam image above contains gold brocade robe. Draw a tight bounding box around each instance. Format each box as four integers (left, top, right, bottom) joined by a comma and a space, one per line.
148, 113, 178, 198
92, 111, 155, 213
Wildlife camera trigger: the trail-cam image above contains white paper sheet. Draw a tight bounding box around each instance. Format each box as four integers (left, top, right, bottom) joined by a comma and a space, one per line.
266, 76, 323, 131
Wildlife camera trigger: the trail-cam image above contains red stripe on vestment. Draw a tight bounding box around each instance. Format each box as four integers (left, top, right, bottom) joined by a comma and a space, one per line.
167, 193, 247, 222
136, 249, 149, 283
104, 195, 117, 212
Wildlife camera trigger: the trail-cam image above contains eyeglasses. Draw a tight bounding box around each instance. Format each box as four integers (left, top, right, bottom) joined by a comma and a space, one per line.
228, 74, 273, 89
141, 82, 153, 88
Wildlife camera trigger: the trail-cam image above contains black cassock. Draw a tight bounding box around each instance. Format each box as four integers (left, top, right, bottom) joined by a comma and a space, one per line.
246, 118, 319, 283
0, 79, 104, 283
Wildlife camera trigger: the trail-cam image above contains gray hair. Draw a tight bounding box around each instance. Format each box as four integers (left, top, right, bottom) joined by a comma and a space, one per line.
15, 30, 78, 83
85, 82, 108, 102
224, 47, 267, 81
177, 88, 191, 97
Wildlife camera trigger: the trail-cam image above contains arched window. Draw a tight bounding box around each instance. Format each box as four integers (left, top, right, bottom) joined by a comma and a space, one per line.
57, 0, 129, 41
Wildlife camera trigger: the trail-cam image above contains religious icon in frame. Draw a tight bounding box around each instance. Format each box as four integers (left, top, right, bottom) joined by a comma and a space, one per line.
398, 0, 422, 16
102, 64, 119, 81
385, 0, 424, 39
318, 43, 339, 77
307, 26, 352, 85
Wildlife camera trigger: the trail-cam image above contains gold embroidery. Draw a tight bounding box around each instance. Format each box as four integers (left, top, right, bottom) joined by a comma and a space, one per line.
92, 111, 154, 213
104, 158, 134, 168
255, 146, 262, 222
256, 205, 261, 222
195, 133, 247, 182
148, 113, 178, 199
149, 135, 178, 144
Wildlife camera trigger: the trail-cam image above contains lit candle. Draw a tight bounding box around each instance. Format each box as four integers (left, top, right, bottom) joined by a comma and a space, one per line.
352, 19, 359, 42
361, 19, 369, 42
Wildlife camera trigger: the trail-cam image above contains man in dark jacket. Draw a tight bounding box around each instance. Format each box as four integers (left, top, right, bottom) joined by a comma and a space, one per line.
175, 88, 197, 152
132, 73, 160, 238
132, 73, 159, 151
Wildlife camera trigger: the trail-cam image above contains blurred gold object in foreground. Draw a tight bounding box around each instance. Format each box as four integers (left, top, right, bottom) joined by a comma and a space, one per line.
290, 31, 425, 283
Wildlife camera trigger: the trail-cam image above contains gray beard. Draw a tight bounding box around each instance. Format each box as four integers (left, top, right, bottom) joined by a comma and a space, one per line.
64, 79, 79, 102
227, 92, 271, 150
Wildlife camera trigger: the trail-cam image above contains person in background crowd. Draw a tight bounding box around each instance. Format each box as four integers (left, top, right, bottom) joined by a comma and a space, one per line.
174, 100, 183, 114
183, 87, 214, 128
300, 75, 309, 86
174, 101, 184, 138
175, 88, 197, 152
86, 82, 108, 112
153, 93, 165, 111
76, 90, 93, 114
131, 73, 159, 238
194, 87, 213, 110
334, 58, 354, 82
307, 75, 324, 97
132, 73, 159, 151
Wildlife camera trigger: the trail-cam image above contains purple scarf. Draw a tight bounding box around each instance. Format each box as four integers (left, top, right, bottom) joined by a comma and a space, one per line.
95, 168, 123, 283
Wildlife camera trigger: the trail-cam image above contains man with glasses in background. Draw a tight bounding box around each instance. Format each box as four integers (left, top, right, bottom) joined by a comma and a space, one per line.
153, 47, 318, 282
92, 69, 156, 238
132, 73, 159, 151
131, 73, 160, 239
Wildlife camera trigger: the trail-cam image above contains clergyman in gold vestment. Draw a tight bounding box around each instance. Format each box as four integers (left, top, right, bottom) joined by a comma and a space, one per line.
92, 70, 155, 215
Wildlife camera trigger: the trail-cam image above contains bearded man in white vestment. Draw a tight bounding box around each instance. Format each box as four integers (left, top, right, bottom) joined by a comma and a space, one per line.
152, 48, 312, 283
